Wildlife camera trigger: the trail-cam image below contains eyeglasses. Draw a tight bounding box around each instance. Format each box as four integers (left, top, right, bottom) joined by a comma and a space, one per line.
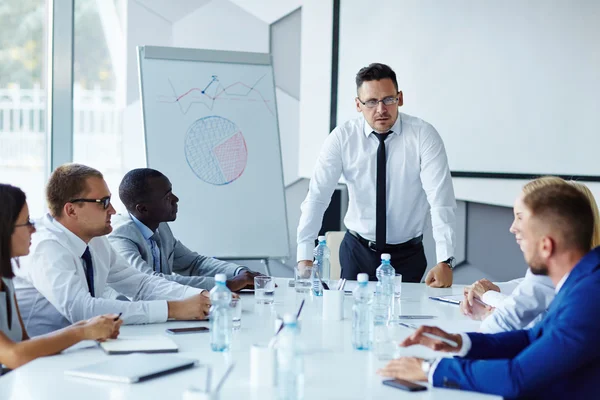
69, 196, 112, 209
15, 218, 35, 228
357, 95, 399, 109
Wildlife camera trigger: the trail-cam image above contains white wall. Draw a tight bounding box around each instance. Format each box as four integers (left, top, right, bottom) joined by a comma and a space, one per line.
172, 0, 269, 53
298, 0, 332, 179
336, 0, 600, 178
453, 178, 600, 208
276, 88, 300, 186
230, 0, 302, 24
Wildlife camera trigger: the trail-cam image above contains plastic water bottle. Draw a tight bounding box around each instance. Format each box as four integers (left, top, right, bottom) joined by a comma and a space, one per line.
352, 273, 373, 350
311, 260, 323, 296
313, 236, 331, 279
276, 314, 304, 400
209, 273, 232, 352
373, 281, 390, 325
375, 253, 394, 318
312, 236, 331, 296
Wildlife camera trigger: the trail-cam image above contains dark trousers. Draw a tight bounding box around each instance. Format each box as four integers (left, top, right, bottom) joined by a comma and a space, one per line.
339, 231, 427, 283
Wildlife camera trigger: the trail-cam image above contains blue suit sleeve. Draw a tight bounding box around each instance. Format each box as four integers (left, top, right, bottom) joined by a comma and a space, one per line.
464, 330, 531, 359
432, 288, 600, 398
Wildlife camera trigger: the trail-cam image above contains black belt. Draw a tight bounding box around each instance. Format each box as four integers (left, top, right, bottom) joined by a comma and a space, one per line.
348, 230, 423, 253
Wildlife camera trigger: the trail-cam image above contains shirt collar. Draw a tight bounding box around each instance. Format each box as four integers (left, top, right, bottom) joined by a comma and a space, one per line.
555, 271, 571, 294
46, 214, 88, 258
130, 213, 155, 241
362, 113, 403, 138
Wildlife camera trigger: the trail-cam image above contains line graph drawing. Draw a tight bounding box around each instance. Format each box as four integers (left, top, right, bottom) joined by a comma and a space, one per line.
159, 74, 275, 115
184, 116, 248, 186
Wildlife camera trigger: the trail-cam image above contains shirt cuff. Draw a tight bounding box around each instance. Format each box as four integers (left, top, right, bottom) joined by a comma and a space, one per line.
183, 286, 204, 297
235, 266, 249, 275
148, 300, 169, 323
428, 358, 443, 383
435, 243, 454, 264
481, 291, 507, 308
456, 333, 472, 357
427, 333, 472, 383
297, 242, 314, 263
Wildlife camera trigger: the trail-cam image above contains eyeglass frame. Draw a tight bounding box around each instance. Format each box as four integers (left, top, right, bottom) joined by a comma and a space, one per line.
69, 196, 112, 209
14, 218, 35, 228
356, 94, 400, 109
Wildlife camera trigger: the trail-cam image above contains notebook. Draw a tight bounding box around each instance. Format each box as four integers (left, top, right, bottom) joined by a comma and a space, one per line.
65, 353, 197, 383
98, 335, 178, 355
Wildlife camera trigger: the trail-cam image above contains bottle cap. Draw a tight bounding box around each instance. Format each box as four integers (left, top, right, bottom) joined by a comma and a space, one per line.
381, 253, 391, 261
215, 273, 227, 283
318, 235, 326, 242
357, 273, 369, 283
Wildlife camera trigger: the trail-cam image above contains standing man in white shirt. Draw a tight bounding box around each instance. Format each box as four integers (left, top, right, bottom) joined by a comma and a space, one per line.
14, 164, 211, 336
297, 63, 456, 286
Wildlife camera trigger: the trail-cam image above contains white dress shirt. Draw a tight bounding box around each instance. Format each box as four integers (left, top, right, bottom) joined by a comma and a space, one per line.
480, 269, 555, 333
297, 113, 456, 263
13, 214, 202, 336
481, 278, 524, 307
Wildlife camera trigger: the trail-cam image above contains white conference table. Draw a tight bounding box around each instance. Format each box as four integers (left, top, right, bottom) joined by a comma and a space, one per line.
0, 279, 501, 400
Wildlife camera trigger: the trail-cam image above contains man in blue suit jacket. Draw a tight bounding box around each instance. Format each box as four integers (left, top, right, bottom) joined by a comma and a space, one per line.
378, 183, 600, 399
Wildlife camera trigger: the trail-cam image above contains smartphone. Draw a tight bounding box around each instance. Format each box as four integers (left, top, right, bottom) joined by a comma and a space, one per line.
382, 379, 428, 392
165, 327, 209, 335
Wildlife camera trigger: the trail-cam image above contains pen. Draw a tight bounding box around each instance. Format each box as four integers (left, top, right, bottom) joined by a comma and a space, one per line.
473, 297, 489, 307
398, 322, 459, 347
269, 299, 305, 348
397, 315, 437, 320
214, 364, 235, 393
114, 312, 122, 321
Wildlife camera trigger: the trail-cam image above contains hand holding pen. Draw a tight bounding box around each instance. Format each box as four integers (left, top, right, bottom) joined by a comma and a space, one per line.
76, 313, 123, 342
399, 325, 462, 352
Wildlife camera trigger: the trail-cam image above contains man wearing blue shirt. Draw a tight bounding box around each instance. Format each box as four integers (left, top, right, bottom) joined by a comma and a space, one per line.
378, 183, 600, 399
109, 168, 263, 291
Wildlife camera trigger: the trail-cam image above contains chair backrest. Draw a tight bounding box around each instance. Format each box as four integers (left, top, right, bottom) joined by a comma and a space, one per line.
325, 231, 346, 279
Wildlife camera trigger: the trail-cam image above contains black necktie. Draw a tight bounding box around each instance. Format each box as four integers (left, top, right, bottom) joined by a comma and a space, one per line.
81, 247, 95, 297
375, 131, 391, 251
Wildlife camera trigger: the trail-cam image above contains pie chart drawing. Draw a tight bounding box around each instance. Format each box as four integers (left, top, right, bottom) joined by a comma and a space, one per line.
184, 116, 248, 185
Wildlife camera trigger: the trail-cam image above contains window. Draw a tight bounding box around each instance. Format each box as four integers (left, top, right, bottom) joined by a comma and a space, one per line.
0, 0, 49, 217
73, 0, 127, 211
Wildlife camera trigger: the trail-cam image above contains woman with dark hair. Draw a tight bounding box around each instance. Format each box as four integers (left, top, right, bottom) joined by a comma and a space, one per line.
0, 184, 122, 371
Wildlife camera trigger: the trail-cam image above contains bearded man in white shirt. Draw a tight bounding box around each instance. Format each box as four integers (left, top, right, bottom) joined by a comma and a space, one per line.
297, 63, 457, 286
14, 164, 211, 336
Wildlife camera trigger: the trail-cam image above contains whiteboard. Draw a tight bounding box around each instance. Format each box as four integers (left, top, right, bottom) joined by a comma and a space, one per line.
138, 46, 289, 259
336, 0, 600, 177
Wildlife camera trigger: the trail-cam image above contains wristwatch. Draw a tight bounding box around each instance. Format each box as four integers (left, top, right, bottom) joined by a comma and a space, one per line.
421, 358, 436, 375
442, 257, 456, 270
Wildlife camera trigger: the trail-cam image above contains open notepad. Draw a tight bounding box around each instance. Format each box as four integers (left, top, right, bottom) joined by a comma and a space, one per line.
98, 335, 178, 355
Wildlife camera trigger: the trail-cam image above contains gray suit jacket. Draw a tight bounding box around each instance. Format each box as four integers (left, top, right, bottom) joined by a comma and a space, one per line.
108, 214, 242, 290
